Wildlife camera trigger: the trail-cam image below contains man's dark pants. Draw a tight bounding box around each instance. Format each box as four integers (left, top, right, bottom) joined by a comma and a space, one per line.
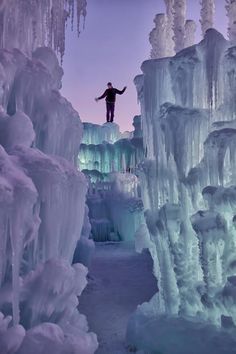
106, 102, 115, 122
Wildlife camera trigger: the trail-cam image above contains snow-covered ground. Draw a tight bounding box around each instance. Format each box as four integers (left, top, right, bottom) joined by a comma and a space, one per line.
79, 242, 157, 354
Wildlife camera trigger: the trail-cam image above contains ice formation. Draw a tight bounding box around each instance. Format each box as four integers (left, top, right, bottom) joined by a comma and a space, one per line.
164, 0, 175, 57
79, 118, 145, 242
226, 0, 236, 44
200, 0, 215, 36
0, 1, 98, 353
79, 120, 143, 177
185, 20, 197, 48
149, 14, 168, 59
129, 28, 236, 353
0, 0, 87, 59
173, 0, 187, 53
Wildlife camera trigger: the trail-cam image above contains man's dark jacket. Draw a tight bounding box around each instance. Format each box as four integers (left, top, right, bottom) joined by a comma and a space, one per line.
98, 87, 126, 103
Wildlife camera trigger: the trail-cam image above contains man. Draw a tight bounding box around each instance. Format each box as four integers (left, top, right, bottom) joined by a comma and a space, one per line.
95, 82, 127, 123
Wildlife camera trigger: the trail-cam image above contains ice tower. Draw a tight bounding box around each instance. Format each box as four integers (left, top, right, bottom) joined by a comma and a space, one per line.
128, 7, 236, 354
0, 1, 98, 353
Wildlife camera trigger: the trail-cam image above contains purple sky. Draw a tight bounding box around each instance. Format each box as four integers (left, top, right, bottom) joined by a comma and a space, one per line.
61, 0, 227, 132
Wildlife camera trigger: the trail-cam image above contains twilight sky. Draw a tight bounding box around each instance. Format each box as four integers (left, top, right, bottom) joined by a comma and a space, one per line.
61, 0, 227, 132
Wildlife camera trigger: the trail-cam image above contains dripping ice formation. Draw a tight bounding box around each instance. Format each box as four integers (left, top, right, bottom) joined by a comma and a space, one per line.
79, 119, 145, 242
0, 4, 98, 351
0, 0, 87, 59
0, 47, 97, 353
128, 29, 236, 353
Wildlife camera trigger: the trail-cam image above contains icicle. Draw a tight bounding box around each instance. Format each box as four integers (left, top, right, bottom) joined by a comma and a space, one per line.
200, 0, 215, 37
173, 0, 187, 53
149, 14, 168, 59
185, 20, 196, 47
77, 0, 87, 35
226, 0, 236, 44
122, 153, 127, 173
0, 0, 87, 60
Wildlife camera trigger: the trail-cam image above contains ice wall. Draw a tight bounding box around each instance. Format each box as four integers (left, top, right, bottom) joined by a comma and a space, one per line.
87, 173, 144, 242
129, 29, 236, 353
0, 46, 97, 354
80, 118, 144, 243
82, 122, 121, 145
79, 118, 144, 177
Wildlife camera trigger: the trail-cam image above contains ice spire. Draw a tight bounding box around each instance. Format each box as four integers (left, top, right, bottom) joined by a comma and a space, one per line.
0, 0, 87, 59
164, 0, 175, 56
149, 14, 168, 59
185, 20, 197, 47
226, 0, 236, 44
173, 0, 187, 53
200, 0, 215, 36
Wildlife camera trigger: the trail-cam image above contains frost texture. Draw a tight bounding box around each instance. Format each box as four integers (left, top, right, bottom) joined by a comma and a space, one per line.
164, 0, 175, 56
200, 0, 215, 36
226, 0, 236, 44
173, 0, 187, 52
80, 118, 144, 243
130, 29, 236, 353
0, 49, 97, 352
149, 14, 168, 59
0, 0, 87, 59
185, 20, 197, 48
79, 120, 144, 177
0, 27, 97, 354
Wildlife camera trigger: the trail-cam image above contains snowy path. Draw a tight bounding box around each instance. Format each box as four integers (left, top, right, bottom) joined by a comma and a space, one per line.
79, 242, 157, 354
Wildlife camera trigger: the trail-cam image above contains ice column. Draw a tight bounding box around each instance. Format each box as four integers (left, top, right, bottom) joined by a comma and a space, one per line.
164, 0, 176, 56
226, 0, 236, 44
173, 0, 187, 53
149, 14, 168, 59
185, 20, 197, 47
200, 0, 216, 36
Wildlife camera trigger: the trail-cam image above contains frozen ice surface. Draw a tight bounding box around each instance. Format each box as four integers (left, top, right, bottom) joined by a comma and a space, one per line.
86, 173, 144, 242
79, 120, 143, 175
82, 122, 121, 145
0, 42, 97, 354
129, 28, 236, 353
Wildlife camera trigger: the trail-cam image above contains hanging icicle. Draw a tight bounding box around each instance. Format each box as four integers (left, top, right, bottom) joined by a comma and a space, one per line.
0, 0, 87, 60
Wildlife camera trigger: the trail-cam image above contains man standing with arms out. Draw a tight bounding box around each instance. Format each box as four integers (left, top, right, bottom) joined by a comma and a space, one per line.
95, 82, 127, 123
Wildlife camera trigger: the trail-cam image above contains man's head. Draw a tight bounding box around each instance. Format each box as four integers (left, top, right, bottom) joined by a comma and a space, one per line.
107, 82, 113, 88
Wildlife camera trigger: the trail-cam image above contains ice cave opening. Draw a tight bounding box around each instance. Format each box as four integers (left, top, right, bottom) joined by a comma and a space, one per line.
1, 1, 236, 354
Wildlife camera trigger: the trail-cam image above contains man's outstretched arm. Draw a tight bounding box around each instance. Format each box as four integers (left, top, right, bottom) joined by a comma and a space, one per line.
95, 90, 107, 102
115, 86, 127, 95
